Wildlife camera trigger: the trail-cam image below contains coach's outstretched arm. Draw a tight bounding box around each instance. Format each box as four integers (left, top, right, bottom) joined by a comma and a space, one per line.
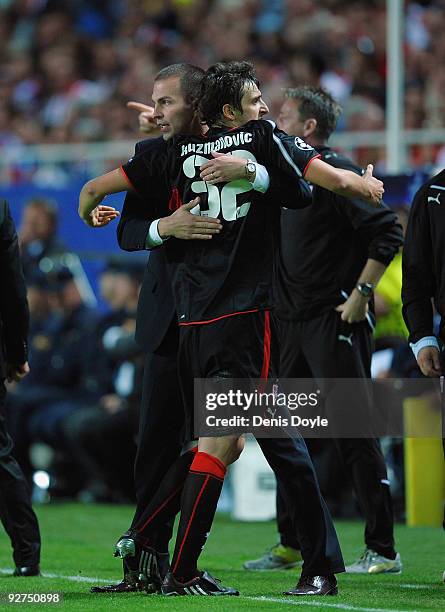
304, 160, 383, 206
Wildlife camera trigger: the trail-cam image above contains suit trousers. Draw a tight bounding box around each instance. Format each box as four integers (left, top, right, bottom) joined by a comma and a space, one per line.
129, 351, 185, 549
0, 381, 41, 567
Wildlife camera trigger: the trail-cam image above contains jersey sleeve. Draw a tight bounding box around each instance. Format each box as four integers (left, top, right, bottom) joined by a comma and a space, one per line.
120, 147, 168, 202
256, 120, 321, 179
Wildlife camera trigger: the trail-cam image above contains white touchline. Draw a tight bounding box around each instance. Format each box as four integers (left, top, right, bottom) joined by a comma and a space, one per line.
0, 568, 110, 584
0, 568, 426, 611
399, 584, 431, 590
248, 596, 420, 612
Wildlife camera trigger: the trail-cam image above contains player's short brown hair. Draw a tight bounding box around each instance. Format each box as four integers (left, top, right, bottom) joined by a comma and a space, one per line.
284, 86, 342, 141
199, 61, 259, 126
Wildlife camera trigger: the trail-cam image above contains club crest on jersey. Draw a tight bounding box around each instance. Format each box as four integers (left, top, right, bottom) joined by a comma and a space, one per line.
294, 137, 313, 151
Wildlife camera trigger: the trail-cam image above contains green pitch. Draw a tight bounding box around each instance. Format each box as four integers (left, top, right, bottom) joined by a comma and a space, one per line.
0, 503, 443, 611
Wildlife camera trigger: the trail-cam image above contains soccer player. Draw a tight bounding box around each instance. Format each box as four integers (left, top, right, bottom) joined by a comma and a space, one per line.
79, 61, 383, 596
225, 86, 403, 574
90, 63, 273, 593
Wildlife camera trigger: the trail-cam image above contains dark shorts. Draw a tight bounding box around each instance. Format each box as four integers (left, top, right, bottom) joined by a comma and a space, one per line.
178, 310, 278, 438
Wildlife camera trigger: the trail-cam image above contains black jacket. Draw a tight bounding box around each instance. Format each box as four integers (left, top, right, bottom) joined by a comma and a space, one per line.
117, 138, 177, 355
402, 169, 445, 343
0, 200, 29, 377
275, 146, 404, 321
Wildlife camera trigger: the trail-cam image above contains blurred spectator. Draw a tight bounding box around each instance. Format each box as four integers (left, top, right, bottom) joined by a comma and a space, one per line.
18, 198, 66, 279
60, 259, 144, 502
6, 265, 103, 486
1, 0, 445, 179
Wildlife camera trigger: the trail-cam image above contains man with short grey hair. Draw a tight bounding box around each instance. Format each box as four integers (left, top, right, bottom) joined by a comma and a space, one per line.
242, 85, 403, 575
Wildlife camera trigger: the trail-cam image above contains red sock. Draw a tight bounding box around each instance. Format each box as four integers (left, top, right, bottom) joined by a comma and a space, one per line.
170, 452, 226, 581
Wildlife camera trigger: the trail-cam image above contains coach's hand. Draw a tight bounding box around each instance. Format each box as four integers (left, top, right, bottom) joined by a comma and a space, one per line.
127, 101, 161, 135
200, 152, 249, 184
335, 289, 369, 324
87, 205, 120, 227
158, 198, 222, 240
6, 361, 30, 383
417, 346, 442, 377
363, 164, 384, 207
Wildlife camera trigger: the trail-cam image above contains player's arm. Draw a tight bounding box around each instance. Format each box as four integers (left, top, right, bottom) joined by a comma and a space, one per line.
199, 152, 312, 208
200, 152, 270, 191
81, 148, 169, 228
401, 184, 440, 376
79, 169, 128, 227
262, 122, 383, 206
304, 159, 383, 206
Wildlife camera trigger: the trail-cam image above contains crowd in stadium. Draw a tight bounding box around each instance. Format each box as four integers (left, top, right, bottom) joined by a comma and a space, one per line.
1, 0, 445, 177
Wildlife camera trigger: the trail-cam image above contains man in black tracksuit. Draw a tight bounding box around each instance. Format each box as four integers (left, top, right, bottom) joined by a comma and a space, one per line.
0, 199, 41, 576
402, 169, 445, 380
244, 86, 404, 574
401, 170, 445, 535
402, 170, 445, 581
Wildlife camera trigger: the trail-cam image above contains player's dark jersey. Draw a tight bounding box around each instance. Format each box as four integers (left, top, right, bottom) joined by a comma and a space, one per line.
121, 120, 317, 325
275, 146, 403, 322
402, 169, 445, 343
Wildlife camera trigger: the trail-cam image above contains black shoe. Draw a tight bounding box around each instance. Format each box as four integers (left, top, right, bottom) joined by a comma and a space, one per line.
113, 535, 169, 593
284, 574, 338, 596
91, 576, 146, 593
13, 565, 40, 577
161, 570, 239, 596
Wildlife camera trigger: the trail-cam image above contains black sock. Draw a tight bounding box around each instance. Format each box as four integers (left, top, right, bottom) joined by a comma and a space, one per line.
170, 451, 226, 582
132, 447, 197, 546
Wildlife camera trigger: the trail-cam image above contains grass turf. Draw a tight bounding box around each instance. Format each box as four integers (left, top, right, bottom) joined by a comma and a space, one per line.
0, 503, 443, 611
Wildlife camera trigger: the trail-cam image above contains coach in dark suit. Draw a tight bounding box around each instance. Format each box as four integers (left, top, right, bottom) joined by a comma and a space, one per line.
0, 199, 41, 576
117, 140, 184, 536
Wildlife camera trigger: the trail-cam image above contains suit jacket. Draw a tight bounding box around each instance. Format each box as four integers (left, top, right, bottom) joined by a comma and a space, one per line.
0, 200, 29, 377
117, 138, 177, 355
